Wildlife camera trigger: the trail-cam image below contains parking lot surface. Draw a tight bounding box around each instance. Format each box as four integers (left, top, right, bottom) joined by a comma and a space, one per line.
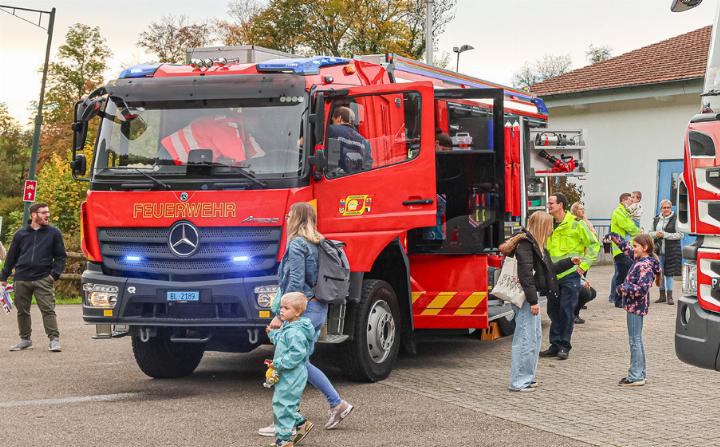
1, 265, 718, 446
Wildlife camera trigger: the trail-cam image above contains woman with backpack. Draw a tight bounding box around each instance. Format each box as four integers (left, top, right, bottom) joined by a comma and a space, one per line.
499, 212, 579, 392
259, 202, 354, 439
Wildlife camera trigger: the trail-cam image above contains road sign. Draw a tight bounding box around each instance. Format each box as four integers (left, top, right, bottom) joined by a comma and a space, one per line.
23, 180, 37, 203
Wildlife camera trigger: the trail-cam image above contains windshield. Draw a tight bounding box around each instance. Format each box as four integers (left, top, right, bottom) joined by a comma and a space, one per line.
704, 3, 720, 112
93, 97, 306, 182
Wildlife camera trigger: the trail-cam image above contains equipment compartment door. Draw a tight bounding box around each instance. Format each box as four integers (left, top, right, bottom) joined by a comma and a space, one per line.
313, 82, 437, 240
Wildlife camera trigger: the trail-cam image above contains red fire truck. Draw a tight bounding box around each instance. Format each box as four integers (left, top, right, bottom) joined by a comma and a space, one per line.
70, 48, 566, 381
672, 0, 720, 371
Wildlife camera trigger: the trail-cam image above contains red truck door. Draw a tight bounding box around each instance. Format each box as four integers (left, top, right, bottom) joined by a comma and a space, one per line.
313, 82, 437, 253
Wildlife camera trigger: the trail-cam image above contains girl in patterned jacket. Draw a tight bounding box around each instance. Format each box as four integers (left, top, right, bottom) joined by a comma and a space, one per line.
604, 232, 661, 387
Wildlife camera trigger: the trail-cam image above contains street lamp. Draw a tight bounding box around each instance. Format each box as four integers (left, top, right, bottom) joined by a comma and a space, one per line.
0, 5, 56, 225
453, 44, 474, 72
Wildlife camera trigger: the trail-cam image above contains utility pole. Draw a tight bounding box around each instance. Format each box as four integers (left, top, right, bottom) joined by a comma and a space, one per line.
425, 0, 434, 65
0, 5, 56, 225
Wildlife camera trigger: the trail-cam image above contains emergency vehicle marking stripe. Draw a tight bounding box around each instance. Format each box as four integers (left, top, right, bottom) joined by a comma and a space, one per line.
453, 292, 486, 316
412, 292, 438, 310
411, 292, 425, 304
438, 292, 473, 315
420, 292, 455, 315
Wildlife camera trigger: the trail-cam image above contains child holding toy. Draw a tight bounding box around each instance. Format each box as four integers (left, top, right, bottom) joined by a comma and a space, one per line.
265, 292, 316, 447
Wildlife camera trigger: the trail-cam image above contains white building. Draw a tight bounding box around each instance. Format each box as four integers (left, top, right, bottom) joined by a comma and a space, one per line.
531, 26, 710, 231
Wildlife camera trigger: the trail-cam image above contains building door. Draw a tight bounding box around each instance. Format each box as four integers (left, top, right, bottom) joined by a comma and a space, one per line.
657, 159, 693, 247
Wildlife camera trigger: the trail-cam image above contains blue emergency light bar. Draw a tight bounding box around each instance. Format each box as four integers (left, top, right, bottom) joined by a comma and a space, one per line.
257, 57, 350, 75
119, 63, 162, 79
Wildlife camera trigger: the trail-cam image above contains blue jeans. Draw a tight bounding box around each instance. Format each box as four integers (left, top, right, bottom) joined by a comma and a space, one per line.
304, 300, 342, 408
548, 273, 581, 351
509, 301, 542, 390
626, 312, 646, 381
609, 263, 618, 302
658, 255, 674, 291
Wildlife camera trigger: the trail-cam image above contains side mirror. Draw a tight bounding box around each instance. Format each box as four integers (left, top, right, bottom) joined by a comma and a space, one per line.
311, 91, 326, 145
70, 154, 87, 178
309, 149, 327, 181
71, 119, 89, 152
670, 0, 702, 12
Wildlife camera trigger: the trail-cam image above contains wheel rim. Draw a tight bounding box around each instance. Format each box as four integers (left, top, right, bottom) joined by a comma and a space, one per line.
366, 300, 396, 364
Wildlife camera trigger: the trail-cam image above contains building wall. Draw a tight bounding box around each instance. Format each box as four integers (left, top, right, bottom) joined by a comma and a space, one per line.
545, 94, 701, 230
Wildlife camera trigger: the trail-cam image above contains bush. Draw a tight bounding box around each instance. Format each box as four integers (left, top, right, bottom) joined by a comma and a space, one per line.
0, 196, 23, 245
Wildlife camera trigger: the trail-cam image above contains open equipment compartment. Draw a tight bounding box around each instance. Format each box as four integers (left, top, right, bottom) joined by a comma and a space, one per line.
409, 89, 505, 254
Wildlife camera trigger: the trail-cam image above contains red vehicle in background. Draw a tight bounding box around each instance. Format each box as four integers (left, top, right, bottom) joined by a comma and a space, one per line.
70, 49, 555, 381
672, 0, 720, 370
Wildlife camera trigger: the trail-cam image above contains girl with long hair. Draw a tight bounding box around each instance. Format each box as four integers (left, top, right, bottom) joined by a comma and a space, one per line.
605, 232, 661, 386
260, 202, 354, 441
500, 212, 579, 392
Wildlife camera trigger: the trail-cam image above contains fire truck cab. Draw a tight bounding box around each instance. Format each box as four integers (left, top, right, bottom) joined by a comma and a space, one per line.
71, 47, 556, 381
672, 0, 720, 371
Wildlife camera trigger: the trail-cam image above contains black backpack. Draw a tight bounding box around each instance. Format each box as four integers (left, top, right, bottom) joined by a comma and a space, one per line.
314, 239, 351, 303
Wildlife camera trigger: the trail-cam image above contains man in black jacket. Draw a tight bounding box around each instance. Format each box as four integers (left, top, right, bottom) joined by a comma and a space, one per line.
1, 203, 66, 352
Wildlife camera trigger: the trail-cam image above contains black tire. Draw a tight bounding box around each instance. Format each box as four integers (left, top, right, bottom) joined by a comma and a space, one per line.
497, 310, 517, 336
343, 279, 401, 382
131, 332, 205, 379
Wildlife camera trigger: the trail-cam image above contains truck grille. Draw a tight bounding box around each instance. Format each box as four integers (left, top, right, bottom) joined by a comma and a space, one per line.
98, 226, 282, 281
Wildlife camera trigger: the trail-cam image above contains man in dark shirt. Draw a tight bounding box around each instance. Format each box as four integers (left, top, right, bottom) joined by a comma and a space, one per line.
326, 106, 373, 174
1, 203, 67, 352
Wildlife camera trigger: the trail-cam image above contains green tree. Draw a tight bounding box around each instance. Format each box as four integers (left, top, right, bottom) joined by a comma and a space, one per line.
45, 24, 112, 125
219, 0, 457, 59
138, 15, 217, 63
0, 104, 31, 197
35, 153, 86, 249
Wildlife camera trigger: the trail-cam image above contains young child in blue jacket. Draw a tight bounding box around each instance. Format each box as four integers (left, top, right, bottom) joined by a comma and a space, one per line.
265, 292, 316, 447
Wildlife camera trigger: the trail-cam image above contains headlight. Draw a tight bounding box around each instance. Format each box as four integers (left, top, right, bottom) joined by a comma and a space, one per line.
682, 262, 697, 297
254, 285, 279, 308
83, 283, 119, 308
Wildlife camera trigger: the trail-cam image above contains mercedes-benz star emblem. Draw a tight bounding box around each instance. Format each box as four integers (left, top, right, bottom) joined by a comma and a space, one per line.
168, 221, 199, 257
179, 192, 189, 202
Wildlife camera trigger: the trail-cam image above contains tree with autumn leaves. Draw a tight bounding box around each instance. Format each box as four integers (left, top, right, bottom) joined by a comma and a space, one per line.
137, 0, 457, 63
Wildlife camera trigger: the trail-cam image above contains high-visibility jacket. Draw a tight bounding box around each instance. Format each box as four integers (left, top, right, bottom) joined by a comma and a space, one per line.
160, 116, 265, 165
610, 204, 640, 256
547, 211, 599, 278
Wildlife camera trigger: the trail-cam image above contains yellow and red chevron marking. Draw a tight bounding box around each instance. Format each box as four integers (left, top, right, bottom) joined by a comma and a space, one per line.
411, 291, 487, 316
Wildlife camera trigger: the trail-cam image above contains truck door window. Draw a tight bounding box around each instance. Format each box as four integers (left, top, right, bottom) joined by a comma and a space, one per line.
326, 91, 421, 178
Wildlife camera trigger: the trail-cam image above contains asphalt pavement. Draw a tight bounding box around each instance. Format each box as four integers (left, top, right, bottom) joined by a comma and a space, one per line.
0, 304, 589, 446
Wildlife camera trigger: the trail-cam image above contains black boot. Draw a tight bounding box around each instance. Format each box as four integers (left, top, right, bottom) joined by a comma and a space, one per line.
655, 289, 666, 303
667, 291, 674, 305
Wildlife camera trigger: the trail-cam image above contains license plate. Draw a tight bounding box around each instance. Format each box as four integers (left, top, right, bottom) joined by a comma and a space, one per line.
167, 291, 200, 302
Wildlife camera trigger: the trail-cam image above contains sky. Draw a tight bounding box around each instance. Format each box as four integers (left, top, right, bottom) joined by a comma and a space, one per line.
0, 0, 717, 126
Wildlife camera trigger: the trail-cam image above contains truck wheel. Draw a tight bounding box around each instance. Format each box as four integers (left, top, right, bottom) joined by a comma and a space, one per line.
344, 279, 401, 382
497, 310, 516, 336
131, 332, 205, 379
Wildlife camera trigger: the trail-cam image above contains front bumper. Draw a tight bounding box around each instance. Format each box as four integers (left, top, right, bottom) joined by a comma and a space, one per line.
675, 294, 720, 371
81, 265, 276, 327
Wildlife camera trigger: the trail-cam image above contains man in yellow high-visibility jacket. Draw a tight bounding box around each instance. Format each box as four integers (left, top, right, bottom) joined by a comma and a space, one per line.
540, 192, 599, 360
609, 193, 640, 306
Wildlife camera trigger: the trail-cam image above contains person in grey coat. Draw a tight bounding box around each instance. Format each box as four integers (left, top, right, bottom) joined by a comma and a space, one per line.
650, 200, 683, 305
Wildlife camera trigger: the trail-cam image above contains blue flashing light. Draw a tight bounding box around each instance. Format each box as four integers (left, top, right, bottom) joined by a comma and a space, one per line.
532, 98, 549, 115
125, 255, 142, 262
233, 256, 250, 263
257, 57, 350, 75
119, 63, 162, 79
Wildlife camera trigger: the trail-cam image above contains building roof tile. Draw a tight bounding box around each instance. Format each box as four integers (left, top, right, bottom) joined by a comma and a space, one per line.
530, 26, 711, 97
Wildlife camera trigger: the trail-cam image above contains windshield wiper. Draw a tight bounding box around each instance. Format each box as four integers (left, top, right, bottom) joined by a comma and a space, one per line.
129, 168, 171, 189
701, 90, 720, 97
203, 163, 267, 188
